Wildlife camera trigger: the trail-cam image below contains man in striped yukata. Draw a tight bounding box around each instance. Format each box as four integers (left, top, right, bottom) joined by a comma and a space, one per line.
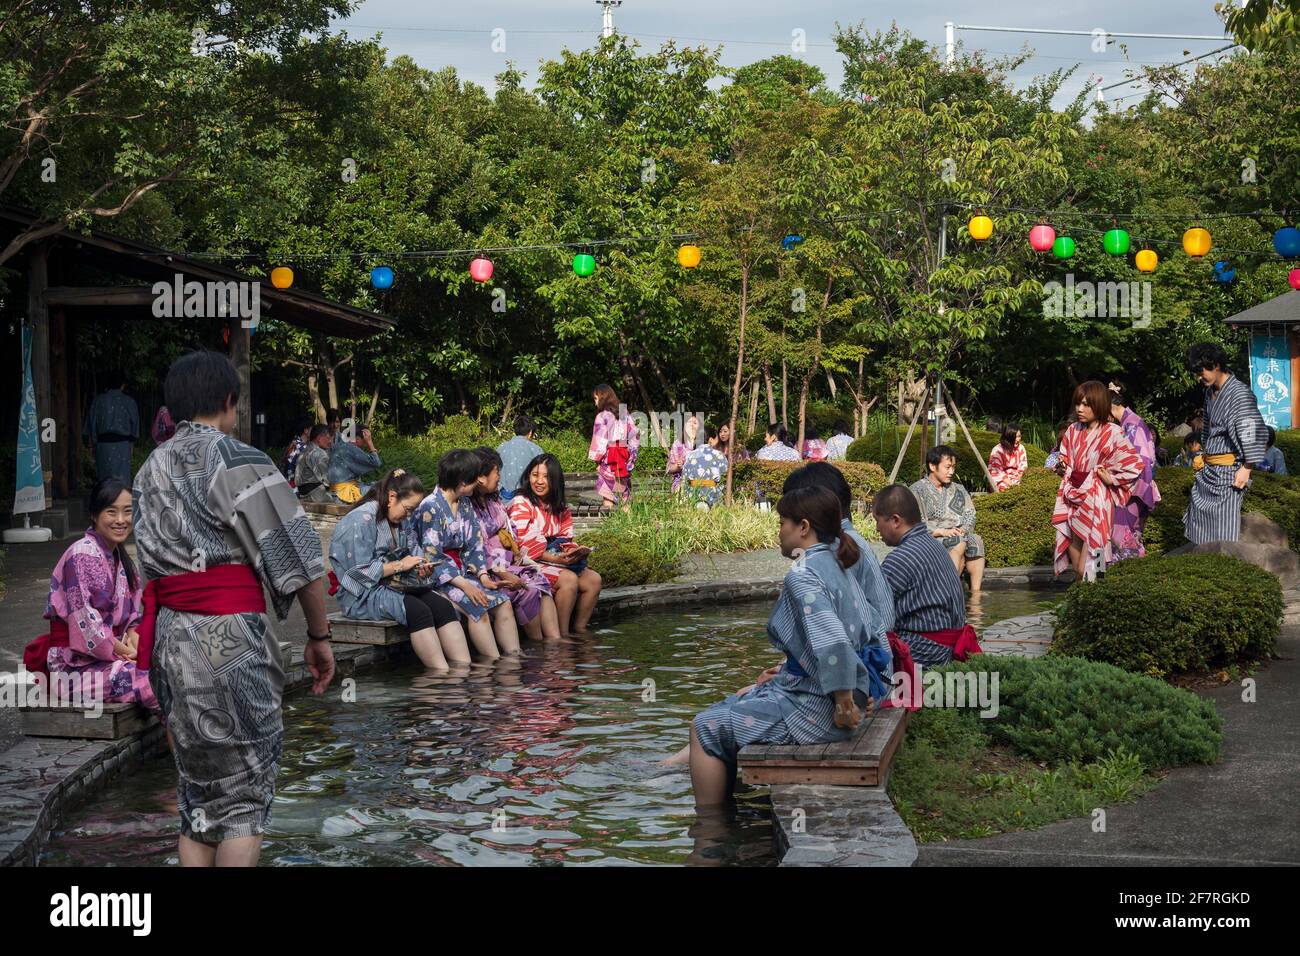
873, 484, 980, 668
1183, 342, 1268, 545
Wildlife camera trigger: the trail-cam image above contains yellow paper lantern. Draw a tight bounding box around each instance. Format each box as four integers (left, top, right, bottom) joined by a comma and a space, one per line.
1182, 227, 1211, 258
968, 215, 993, 241
1135, 249, 1158, 273
677, 244, 702, 269
270, 266, 294, 289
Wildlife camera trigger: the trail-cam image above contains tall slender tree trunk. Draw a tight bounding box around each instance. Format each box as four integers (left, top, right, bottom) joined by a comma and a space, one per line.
764, 366, 776, 425
747, 378, 760, 434
781, 358, 788, 428
725, 264, 749, 505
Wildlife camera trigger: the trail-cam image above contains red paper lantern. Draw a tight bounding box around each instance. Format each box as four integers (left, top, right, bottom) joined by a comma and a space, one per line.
1290, 268, 1300, 291
1029, 224, 1056, 252
469, 257, 494, 283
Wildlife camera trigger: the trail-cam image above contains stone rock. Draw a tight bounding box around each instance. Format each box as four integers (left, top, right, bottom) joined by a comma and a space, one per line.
1174, 540, 1300, 590
1240, 512, 1289, 548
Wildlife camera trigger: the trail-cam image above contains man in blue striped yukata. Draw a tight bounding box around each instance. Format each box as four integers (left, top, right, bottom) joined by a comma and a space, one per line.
873, 484, 980, 668
1182, 342, 1268, 545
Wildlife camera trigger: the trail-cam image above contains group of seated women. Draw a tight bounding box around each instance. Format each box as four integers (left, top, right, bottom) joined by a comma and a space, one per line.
328, 448, 604, 669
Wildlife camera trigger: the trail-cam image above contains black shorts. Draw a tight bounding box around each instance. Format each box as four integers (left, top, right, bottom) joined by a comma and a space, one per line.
403, 588, 460, 631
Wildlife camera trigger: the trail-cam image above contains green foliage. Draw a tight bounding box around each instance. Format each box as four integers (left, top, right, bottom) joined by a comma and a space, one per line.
575, 499, 778, 584
578, 533, 677, 588
1145, 466, 1300, 555
846, 427, 1046, 489
730, 459, 888, 504
1053, 554, 1284, 679
889, 652, 1221, 841
941, 653, 1223, 767
972, 468, 1061, 567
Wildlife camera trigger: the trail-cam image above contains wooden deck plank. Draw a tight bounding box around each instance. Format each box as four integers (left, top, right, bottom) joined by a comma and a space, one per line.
20, 701, 157, 740
328, 614, 409, 645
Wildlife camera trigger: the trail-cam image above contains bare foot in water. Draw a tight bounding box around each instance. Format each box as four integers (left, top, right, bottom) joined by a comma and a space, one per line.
659, 744, 691, 767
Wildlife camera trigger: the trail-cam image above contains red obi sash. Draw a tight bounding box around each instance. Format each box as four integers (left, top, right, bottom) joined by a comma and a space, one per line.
445, 549, 463, 569
136, 564, 266, 670
918, 624, 983, 661
606, 442, 631, 478
880, 632, 919, 712
23, 618, 70, 677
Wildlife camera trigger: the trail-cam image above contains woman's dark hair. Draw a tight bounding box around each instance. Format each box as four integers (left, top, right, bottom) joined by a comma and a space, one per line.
834, 420, 850, 435
438, 449, 482, 491
926, 444, 958, 471
766, 421, 787, 442
1000, 423, 1020, 449
87, 478, 137, 594
327, 408, 341, 426
514, 415, 536, 437
1266, 425, 1277, 448
469, 446, 503, 501
776, 486, 859, 570
309, 424, 331, 442
1183, 433, 1200, 449
163, 350, 240, 423
1071, 380, 1112, 423
783, 462, 852, 520
592, 383, 620, 414
700, 422, 719, 443
291, 416, 313, 440
355, 468, 426, 520
520, 453, 567, 514
1187, 342, 1230, 373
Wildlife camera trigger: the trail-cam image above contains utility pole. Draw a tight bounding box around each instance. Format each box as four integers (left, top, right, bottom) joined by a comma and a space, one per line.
597, 1, 622, 39
945, 21, 955, 68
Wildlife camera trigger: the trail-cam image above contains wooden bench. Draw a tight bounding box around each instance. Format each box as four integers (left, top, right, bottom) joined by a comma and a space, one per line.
738, 706, 909, 787
327, 613, 408, 646
20, 701, 157, 741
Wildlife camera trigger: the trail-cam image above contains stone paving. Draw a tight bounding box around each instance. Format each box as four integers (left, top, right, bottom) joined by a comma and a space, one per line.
978, 612, 1055, 659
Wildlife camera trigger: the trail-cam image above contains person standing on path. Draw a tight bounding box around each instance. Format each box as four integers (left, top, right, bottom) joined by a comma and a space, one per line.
84, 374, 139, 484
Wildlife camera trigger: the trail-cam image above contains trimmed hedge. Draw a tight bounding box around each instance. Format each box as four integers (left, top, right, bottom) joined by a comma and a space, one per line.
972, 468, 1061, 567
936, 654, 1222, 768
846, 427, 1047, 490
1160, 428, 1299, 474
1053, 553, 1284, 679
730, 459, 888, 505
579, 532, 678, 588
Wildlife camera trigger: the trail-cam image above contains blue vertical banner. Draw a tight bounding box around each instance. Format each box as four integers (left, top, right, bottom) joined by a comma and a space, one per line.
1249, 330, 1293, 430
13, 323, 45, 514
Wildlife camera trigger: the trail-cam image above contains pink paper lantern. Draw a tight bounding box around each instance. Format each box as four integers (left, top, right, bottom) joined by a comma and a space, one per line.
469, 257, 494, 283
1290, 268, 1300, 291
1029, 224, 1056, 252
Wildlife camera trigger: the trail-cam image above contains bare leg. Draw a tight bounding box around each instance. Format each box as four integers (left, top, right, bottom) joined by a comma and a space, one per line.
552, 570, 578, 637
538, 596, 562, 641
409, 626, 449, 670
213, 835, 262, 867
572, 569, 603, 634
948, 544, 964, 577
689, 723, 731, 808
178, 834, 216, 867
465, 614, 500, 659
522, 614, 543, 641
438, 622, 472, 664
1067, 536, 1087, 578
967, 555, 986, 591
491, 601, 521, 655
661, 743, 691, 766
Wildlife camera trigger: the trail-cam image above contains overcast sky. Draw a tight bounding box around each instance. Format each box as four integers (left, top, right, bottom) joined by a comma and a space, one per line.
331, 1, 1236, 110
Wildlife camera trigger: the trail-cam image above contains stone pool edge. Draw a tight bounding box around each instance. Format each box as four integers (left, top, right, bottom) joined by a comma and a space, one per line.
5, 565, 1058, 868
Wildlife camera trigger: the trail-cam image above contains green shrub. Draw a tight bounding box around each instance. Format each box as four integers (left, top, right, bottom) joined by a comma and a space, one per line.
579, 532, 678, 588
846, 427, 1046, 490
973, 468, 1061, 567
1161, 428, 1300, 475
730, 459, 888, 505
938, 653, 1223, 767
1052, 553, 1284, 679
1145, 466, 1300, 554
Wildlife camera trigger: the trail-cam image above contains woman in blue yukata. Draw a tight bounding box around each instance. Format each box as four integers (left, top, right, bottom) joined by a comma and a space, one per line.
686, 485, 891, 806
411, 450, 522, 660
329, 468, 470, 670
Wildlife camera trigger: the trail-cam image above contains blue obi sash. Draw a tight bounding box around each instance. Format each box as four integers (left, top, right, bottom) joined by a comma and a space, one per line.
783, 643, 892, 702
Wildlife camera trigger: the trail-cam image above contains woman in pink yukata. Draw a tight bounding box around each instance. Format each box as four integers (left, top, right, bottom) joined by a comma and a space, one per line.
588, 382, 640, 510
40, 478, 160, 714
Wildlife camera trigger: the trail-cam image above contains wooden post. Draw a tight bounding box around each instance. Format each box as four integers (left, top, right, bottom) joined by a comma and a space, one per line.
945, 383, 997, 492
229, 316, 251, 443
69, 327, 82, 493
888, 384, 930, 484
50, 307, 69, 499
28, 240, 53, 507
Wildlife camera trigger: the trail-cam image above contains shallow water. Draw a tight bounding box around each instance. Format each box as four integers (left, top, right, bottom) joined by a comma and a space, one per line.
40, 590, 1057, 867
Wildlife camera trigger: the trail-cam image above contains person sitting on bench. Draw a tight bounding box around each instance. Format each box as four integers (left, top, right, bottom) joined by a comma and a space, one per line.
295, 424, 334, 502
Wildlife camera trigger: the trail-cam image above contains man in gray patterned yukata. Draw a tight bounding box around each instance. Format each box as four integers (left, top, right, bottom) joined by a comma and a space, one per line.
134, 350, 335, 867
909, 445, 985, 591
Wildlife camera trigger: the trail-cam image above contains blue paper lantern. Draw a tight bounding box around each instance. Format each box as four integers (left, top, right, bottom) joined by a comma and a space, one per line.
371, 265, 394, 289
781, 234, 804, 251
1212, 260, 1236, 283
1274, 227, 1300, 259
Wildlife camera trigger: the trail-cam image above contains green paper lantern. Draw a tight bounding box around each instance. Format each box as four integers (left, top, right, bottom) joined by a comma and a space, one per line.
1052, 236, 1076, 259
1103, 228, 1131, 256
572, 253, 596, 277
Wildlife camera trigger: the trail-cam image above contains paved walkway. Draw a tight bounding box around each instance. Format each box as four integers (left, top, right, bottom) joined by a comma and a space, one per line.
917, 592, 1300, 867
